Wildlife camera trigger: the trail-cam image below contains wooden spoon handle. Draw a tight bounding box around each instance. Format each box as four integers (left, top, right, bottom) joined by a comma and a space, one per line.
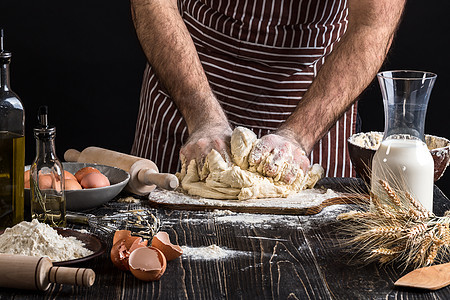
395, 262, 450, 290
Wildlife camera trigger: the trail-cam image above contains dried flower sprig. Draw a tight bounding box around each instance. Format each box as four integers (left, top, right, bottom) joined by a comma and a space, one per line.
337, 179, 450, 269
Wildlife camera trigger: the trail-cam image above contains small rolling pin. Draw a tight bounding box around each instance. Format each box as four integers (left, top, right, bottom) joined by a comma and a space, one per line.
64, 147, 178, 195
0, 254, 95, 291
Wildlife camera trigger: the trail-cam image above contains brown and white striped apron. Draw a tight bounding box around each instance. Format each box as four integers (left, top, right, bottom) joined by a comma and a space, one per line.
132, 0, 357, 177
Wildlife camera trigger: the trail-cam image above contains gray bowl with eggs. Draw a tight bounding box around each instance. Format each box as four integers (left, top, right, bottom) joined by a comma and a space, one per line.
25, 162, 130, 211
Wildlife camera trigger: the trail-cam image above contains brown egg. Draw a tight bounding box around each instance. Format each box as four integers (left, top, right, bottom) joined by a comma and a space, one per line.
128, 247, 167, 281
64, 170, 77, 181
74, 167, 101, 182
38, 174, 53, 189
65, 179, 82, 190
24, 169, 30, 185
151, 231, 183, 261
80, 172, 110, 189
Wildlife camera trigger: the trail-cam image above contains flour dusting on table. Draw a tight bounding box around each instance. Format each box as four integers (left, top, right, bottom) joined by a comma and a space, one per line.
181, 244, 250, 260
0, 219, 93, 262
149, 187, 340, 210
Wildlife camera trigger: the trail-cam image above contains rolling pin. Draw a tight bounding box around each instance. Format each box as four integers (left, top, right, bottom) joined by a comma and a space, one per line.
0, 254, 95, 291
64, 147, 178, 195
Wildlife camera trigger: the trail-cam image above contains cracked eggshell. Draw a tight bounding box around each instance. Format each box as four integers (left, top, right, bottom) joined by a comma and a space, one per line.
110, 239, 130, 271
129, 247, 167, 281
113, 230, 132, 245
151, 231, 183, 261
111, 231, 149, 271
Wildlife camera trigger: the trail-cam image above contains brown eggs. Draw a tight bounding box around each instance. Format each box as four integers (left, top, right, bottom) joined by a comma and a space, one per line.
110, 230, 181, 282
25, 166, 111, 190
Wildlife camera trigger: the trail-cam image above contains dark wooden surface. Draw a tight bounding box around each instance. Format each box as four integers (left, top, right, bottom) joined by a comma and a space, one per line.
1, 178, 450, 300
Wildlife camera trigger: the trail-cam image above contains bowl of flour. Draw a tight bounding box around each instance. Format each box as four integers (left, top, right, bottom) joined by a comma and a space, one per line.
0, 219, 105, 265
348, 132, 450, 183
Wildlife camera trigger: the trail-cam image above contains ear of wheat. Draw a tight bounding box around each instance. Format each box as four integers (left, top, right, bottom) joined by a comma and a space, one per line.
337, 179, 450, 269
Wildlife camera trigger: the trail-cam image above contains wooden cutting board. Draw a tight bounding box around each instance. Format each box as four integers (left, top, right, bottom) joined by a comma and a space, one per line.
147, 178, 367, 215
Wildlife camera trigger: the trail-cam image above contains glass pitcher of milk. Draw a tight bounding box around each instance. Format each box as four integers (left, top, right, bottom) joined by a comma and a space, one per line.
371, 70, 436, 212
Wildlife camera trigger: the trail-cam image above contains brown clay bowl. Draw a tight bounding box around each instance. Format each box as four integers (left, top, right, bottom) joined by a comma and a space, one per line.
347, 132, 450, 184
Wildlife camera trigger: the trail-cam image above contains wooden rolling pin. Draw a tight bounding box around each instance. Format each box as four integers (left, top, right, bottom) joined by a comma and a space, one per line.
0, 254, 95, 291
64, 147, 178, 195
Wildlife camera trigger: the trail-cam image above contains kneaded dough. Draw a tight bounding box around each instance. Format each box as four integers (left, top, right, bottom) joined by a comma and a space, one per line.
177, 127, 324, 200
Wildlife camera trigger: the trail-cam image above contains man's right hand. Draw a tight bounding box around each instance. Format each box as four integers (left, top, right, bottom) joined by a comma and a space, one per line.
180, 123, 233, 175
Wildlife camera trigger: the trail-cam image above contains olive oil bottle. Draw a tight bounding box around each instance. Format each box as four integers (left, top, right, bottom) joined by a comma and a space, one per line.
0, 29, 25, 229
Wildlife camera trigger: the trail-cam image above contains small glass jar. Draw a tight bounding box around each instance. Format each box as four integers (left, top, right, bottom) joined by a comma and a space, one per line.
30, 106, 66, 227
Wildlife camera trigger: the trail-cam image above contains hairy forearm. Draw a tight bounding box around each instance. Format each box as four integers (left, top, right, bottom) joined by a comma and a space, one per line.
279, 0, 406, 154
130, 0, 228, 134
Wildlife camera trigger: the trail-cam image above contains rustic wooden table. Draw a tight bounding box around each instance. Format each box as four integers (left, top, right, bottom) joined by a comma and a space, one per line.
1, 178, 450, 299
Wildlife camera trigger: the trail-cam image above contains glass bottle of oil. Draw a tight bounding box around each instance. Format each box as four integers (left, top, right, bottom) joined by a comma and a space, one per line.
30, 106, 66, 227
0, 29, 25, 230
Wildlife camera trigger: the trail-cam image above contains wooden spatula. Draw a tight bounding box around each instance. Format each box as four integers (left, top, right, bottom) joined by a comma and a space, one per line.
394, 262, 450, 290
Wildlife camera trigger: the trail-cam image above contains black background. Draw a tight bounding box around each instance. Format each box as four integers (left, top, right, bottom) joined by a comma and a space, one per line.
1, 1, 449, 196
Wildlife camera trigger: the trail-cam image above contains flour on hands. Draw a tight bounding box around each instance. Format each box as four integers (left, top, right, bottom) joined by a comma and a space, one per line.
177, 127, 324, 200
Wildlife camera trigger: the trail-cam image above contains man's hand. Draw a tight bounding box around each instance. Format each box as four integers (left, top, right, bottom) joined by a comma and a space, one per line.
180, 123, 233, 173
249, 131, 310, 185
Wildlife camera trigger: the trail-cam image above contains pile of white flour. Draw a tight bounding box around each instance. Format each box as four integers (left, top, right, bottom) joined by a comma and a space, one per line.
0, 219, 93, 262
181, 244, 250, 260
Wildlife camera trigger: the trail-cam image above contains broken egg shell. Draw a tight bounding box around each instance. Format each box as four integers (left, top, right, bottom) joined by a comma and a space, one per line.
129, 238, 147, 253
151, 231, 183, 261
113, 230, 132, 245
129, 247, 167, 281
124, 236, 143, 249
110, 239, 130, 271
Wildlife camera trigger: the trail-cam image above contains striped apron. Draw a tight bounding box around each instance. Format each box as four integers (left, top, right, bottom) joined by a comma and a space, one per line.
132, 0, 357, 178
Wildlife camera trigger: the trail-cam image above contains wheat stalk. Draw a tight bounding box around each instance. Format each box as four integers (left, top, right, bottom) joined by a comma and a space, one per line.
338, 179, 450, 269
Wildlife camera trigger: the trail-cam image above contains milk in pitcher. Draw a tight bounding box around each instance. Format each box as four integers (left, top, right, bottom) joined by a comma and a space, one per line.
371, 137, 434, 212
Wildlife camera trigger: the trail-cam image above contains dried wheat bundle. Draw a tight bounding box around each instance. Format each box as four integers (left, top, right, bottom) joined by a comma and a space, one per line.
337, 179, 450, 269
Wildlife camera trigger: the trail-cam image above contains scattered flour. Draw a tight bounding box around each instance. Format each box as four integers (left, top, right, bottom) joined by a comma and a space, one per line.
0, 219, 93, 262
212, 205, 349, 228
181, 244, 249, 260
149, 188, 341, 210
174, 203, 350, 230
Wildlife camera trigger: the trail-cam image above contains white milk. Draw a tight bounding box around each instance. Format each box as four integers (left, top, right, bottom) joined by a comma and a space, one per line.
371, 138, 434, 212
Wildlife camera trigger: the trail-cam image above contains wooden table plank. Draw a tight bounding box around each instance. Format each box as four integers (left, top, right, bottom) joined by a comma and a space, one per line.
1, 178, 450, 299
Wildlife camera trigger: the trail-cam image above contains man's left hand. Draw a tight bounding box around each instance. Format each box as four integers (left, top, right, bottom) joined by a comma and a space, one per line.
248, 132, 310, 184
